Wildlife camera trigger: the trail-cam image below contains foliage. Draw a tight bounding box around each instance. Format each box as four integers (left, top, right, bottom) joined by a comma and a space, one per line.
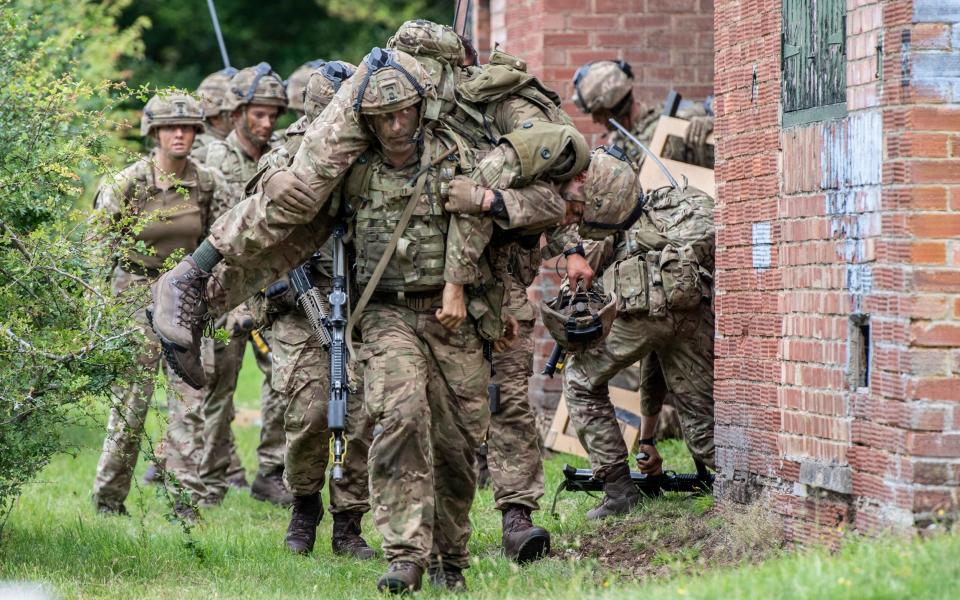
0, 0, 149, 526
117, 0, 451, 93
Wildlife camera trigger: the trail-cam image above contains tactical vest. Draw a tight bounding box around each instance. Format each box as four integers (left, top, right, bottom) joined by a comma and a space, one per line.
345, 138, 458, 293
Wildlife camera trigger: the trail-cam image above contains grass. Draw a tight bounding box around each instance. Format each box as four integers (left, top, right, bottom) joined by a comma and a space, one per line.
1, 357, 959, 598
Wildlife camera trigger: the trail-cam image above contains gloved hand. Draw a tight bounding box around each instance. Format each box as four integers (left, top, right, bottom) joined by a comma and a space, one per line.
685, 116, 714, 152
225, 307, 256, 337
263, 168, 319, 216
265, 276, 296, 313
444, 176, 487, 214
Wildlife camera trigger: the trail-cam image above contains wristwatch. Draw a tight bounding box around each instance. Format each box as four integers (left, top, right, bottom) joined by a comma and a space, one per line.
638, 438, 656, 447
562, 243, 586, 258
487, 190, 507, 217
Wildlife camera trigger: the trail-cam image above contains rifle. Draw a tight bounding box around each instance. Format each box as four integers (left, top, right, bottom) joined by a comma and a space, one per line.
542, 343, 566, 377
288, 226, 350, 481
550, 459, 714, 516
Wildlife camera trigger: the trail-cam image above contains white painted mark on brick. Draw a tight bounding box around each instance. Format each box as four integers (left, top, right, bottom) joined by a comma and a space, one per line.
752, 222, 772, 269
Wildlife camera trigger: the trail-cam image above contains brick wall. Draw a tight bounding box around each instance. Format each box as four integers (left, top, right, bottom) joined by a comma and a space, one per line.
714, 0, 960, 543
478, 0, 718, 419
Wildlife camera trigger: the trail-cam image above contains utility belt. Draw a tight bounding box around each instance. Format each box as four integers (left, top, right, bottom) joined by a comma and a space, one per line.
370, 289, 444, 312
120, 261, 163, 279
602, 244, 712, 318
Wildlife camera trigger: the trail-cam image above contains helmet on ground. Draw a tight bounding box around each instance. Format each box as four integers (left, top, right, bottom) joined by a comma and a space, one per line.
286, 60, 326, 113
352, 48, 434, 115
540, 283, 617, 352
140, 93, 205, 137
197, 67, 238, 117
303, 61, 356, 121
577, 145, 644, 240
224, 62, 287, 113
571, 60, 634, 114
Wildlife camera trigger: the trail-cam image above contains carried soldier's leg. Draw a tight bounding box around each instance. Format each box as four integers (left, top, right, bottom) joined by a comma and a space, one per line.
563, 315, 665, 519
251, 328, 293, 506
93, 271, 159, 515
487, 318, 550, 563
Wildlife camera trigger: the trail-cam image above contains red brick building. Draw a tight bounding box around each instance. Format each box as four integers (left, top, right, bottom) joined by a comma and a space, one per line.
476, 0, 960, 542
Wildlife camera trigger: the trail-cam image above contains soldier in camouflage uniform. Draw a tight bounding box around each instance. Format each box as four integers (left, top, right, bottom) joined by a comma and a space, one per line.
284, 60, 326, 119
549, 147, 716, 520
199, 63, 291, 506
193, 68, 239, 162
256, 60, 375, 559
92, 93, 228, 516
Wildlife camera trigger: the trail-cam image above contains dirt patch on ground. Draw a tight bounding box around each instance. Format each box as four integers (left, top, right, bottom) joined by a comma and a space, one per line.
577, 494, 785, 580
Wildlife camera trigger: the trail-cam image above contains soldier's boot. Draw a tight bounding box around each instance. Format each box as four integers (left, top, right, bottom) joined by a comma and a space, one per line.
427, 564, 467, 593
586, 463, 641, 520
94, 498, 128, 517
377, 561, 424, 594
142, 463, 160, 485
148, 256, 210, 389
250, 467, 294, 507
227, 474, 249, 490
331, 511, 376, 559
285, 493, 322, 555
501, 504, 551, 563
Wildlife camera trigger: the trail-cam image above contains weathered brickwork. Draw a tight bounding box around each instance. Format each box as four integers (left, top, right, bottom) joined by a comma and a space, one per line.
715, 0, 960, 543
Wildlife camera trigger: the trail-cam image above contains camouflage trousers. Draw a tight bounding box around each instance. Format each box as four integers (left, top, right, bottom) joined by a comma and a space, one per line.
93, 268, 211, 508
358, 302, 490, 570
563, 301, 715, 479
271, 310, 372, 511
200, 317, 285, 500
487, 317, 545, 511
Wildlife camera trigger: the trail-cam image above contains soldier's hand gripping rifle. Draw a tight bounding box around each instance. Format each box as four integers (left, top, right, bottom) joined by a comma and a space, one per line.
549, 456, 714, 516
288, 226, 350, 481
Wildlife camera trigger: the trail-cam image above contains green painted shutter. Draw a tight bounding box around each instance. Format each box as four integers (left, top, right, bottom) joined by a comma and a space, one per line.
782, 0, 847, 126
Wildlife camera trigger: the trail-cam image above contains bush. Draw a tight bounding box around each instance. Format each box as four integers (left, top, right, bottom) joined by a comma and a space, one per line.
0, 0, 148, 527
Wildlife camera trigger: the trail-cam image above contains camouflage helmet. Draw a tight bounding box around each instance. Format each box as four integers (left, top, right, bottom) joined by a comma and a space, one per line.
571, 60, 635, 114
387, 20, 465, 65
577, 145, 644, 240
224, 62, 287, 113
140, 93, 205, 137
352, 48, 434, 115
197, 67, 238, 117
540, 283, 617, 352
303, 61, 356, 121
285, 60, 326, 113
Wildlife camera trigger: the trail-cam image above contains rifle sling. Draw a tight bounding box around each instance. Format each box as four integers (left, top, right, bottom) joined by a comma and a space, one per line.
345, 145, 433, 358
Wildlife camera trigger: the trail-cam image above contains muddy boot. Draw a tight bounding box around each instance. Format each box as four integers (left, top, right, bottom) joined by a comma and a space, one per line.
377, 561, 423, 594
586, 462, 641, 520
501, 504, 551, 563
94, 498, 128, 516
428, 564, 467, 593
332, 511, 375, 559
148, 255, 211, 389
251, 468, 294, 507
142, 463, 160, 485
285, 493, 322, 555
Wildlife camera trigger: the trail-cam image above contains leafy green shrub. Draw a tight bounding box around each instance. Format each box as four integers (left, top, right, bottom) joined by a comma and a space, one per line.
0, 0, 148, 527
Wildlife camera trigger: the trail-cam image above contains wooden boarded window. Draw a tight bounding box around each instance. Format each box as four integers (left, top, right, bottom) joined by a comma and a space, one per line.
782, 0, 847, 127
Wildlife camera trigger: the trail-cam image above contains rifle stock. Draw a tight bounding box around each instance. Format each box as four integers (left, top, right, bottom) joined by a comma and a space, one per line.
326, 224, 350, 481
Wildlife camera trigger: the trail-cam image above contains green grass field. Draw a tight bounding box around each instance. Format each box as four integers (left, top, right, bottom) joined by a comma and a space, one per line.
1, 347, 959, 598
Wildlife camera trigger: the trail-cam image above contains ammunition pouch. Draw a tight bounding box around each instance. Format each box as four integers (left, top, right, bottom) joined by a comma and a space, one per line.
602, 254, 649, 316
604, 244, 705, 319
659, 244, 703, 311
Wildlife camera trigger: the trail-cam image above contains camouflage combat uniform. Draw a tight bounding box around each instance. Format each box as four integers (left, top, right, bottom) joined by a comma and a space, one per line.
200, 130, 286, 497
92, 153, 225, 510
563, 185, 717, 477
258, 115, 373, 515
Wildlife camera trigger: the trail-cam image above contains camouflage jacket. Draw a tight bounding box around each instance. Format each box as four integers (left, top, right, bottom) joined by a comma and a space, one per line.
95, 153, 227, 271
202, 130, 278, 220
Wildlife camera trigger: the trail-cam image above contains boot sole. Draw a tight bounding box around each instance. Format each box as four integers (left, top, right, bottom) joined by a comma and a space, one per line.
515, 531, 551, 564
148, 309, 205, 390
377, 578, 420, 594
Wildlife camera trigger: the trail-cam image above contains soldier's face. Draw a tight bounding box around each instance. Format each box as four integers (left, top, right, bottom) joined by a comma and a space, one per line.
155, 125, 196, 159
560, 179, 587, 225
369, 104, 420, 157
236, 104, 280, 145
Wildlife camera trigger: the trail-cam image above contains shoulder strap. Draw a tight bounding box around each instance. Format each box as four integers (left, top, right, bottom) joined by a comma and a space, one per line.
345, 145, 433, 355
